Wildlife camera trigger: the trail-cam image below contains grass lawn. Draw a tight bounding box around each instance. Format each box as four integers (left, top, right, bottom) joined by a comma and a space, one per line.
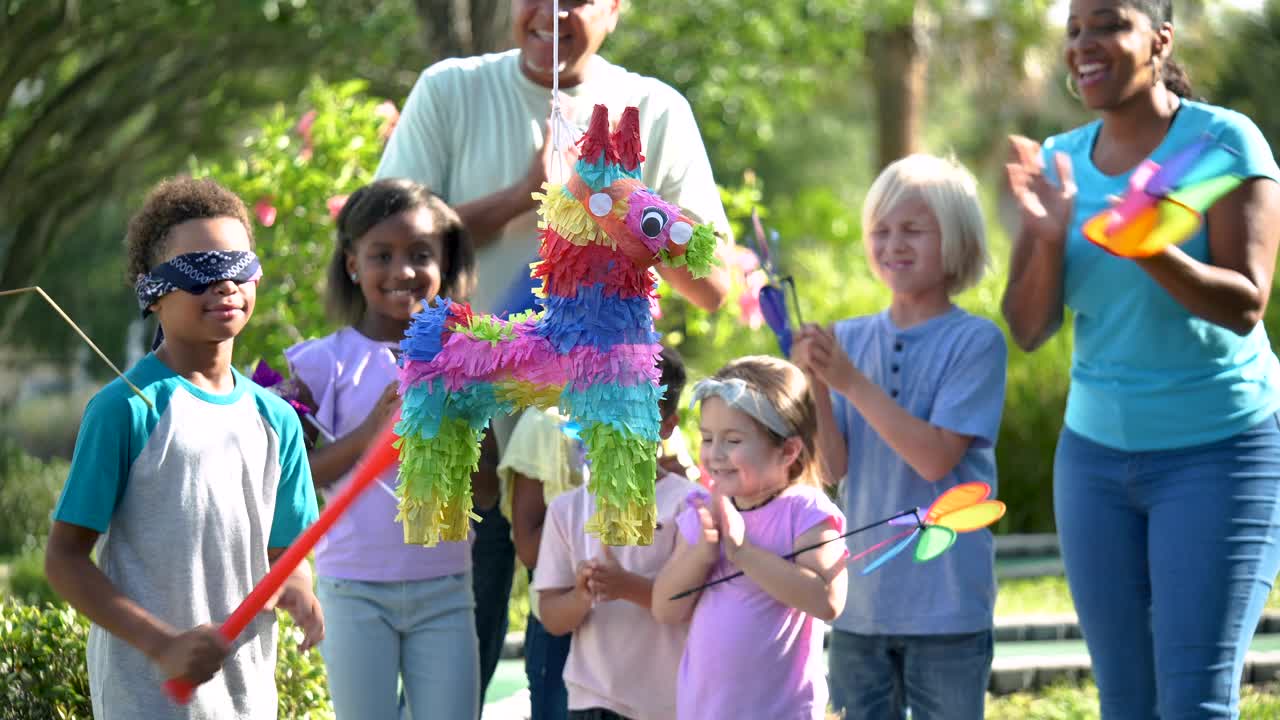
985, 682, 1280, 718
996, 575, 1280, 617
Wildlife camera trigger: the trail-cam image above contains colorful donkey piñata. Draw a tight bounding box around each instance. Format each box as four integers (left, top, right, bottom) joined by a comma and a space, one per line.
394, 104, 717, 547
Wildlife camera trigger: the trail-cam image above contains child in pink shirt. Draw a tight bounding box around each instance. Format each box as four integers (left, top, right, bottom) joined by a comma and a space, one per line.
653, 356, 849, 720
534, 346, 697, 720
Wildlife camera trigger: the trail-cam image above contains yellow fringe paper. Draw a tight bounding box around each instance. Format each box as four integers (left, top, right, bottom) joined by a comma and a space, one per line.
494, 381, 564, 411
535, 182, 614, 247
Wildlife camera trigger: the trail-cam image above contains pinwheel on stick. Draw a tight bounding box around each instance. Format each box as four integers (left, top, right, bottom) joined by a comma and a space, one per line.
749, 207, 803, 357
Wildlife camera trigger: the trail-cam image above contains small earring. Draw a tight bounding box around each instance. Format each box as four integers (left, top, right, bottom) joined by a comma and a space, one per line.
1064, 71, 1080, 100
349, 272, 358, 282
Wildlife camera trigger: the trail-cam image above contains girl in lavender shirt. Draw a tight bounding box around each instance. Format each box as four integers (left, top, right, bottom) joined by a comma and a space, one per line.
653, 356, 849, 720
287, 179, 478, 719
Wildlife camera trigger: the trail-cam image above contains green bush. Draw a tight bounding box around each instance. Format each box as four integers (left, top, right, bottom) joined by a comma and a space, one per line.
5, 548, 57, 608
0, 601, 91, 719
274, 614, 334, 720
0, 440, 67, 556
0, 600, 332, 719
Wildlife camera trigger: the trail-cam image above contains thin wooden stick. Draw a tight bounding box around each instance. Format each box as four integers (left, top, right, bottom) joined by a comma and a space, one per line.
0, 286, 152, 409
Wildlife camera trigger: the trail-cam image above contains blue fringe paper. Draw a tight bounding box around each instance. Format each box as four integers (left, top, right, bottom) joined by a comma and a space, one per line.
576, 157, 642, 192
397, 379, 513, 441
534, 284, 658, 353
397, 379, 449, 440
400, 298, 454, 363
560, 381, 663, 440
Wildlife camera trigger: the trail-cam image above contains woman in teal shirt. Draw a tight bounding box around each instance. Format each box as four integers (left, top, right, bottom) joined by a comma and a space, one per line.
1003, 1, 1280, 717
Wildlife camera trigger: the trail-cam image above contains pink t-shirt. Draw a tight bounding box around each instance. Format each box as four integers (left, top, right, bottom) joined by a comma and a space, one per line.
674, 484, 846, 720
533, 473, 698, 719
286, 327, 470, 581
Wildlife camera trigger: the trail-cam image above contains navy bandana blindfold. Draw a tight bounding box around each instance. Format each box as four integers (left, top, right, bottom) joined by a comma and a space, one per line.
136, 250, 262, 317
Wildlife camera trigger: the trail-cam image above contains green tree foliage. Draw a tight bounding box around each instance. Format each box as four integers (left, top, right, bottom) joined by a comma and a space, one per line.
0, 0, 422, 347
193, 80, 394, 370
1204, 1, 1280, 147
607, 0, 862, 185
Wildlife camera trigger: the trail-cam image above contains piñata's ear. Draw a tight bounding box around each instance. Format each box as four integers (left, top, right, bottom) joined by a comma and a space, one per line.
612, 107, 644, 172
577, 104, 618, 165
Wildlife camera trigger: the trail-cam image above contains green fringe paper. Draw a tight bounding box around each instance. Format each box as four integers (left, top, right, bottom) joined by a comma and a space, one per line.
461, 314, 519, 346
580, 422, 658, 545
395, 417, 483, 546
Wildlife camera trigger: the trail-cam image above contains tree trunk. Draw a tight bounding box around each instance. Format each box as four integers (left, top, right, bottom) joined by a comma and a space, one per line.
413, 0, 511, 60
866, 19, 927, 173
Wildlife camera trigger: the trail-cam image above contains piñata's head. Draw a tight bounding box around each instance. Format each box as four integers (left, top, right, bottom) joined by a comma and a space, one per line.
558, 104, 718, 277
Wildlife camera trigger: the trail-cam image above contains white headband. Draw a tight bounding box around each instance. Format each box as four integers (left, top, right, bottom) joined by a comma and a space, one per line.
690, 377, 793, 438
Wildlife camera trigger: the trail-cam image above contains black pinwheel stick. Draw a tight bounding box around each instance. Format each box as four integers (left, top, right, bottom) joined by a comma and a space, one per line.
668, 507, 924, 601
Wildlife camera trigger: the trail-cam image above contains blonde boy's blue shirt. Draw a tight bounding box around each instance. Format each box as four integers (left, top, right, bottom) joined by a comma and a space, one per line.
830, 308, 1006, 636
53, 352, 318, 720
1042, 99, 1280, 451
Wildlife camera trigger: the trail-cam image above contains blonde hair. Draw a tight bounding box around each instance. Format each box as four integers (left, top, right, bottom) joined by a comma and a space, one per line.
708, 355, 827, 489
861, 154, 990, 296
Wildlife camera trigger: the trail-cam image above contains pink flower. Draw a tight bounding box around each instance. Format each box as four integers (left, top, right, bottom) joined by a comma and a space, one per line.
295, 110, 317, 141
254, 199, 277, 228
738, 269, 767, 329
727, 244, 760, 275
327, 194, 349, 220
295, 110, 318, 161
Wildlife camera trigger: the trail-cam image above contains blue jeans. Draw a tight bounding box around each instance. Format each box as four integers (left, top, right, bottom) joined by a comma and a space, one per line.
827, 629, 992, 720
471, 501, 515, 706
525, 610, 571, 720
1055, 415, 1280, 719
317, 573, 479, 720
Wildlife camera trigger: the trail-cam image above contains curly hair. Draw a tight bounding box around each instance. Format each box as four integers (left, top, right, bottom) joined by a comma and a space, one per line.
125, 177, 253, 281
327, 178, 476, 326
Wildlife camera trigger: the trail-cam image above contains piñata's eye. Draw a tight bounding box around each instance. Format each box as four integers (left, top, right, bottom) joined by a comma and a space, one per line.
589, 193, 613, 217
640, 208, 668, 238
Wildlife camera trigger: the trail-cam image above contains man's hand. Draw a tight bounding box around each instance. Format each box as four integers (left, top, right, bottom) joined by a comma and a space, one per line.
524, 99, 581, 193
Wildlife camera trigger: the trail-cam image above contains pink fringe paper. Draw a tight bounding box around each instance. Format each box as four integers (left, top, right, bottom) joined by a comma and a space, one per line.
401, 339, 663, 394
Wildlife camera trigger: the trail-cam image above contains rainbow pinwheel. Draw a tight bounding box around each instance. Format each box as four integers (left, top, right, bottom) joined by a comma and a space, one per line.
1082, 134, 1244, 258
750, 207, 803, 357
853, 482, 1006, 575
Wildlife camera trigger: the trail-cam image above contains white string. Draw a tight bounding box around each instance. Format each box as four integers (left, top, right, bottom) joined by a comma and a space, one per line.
548, 0, 571, 183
